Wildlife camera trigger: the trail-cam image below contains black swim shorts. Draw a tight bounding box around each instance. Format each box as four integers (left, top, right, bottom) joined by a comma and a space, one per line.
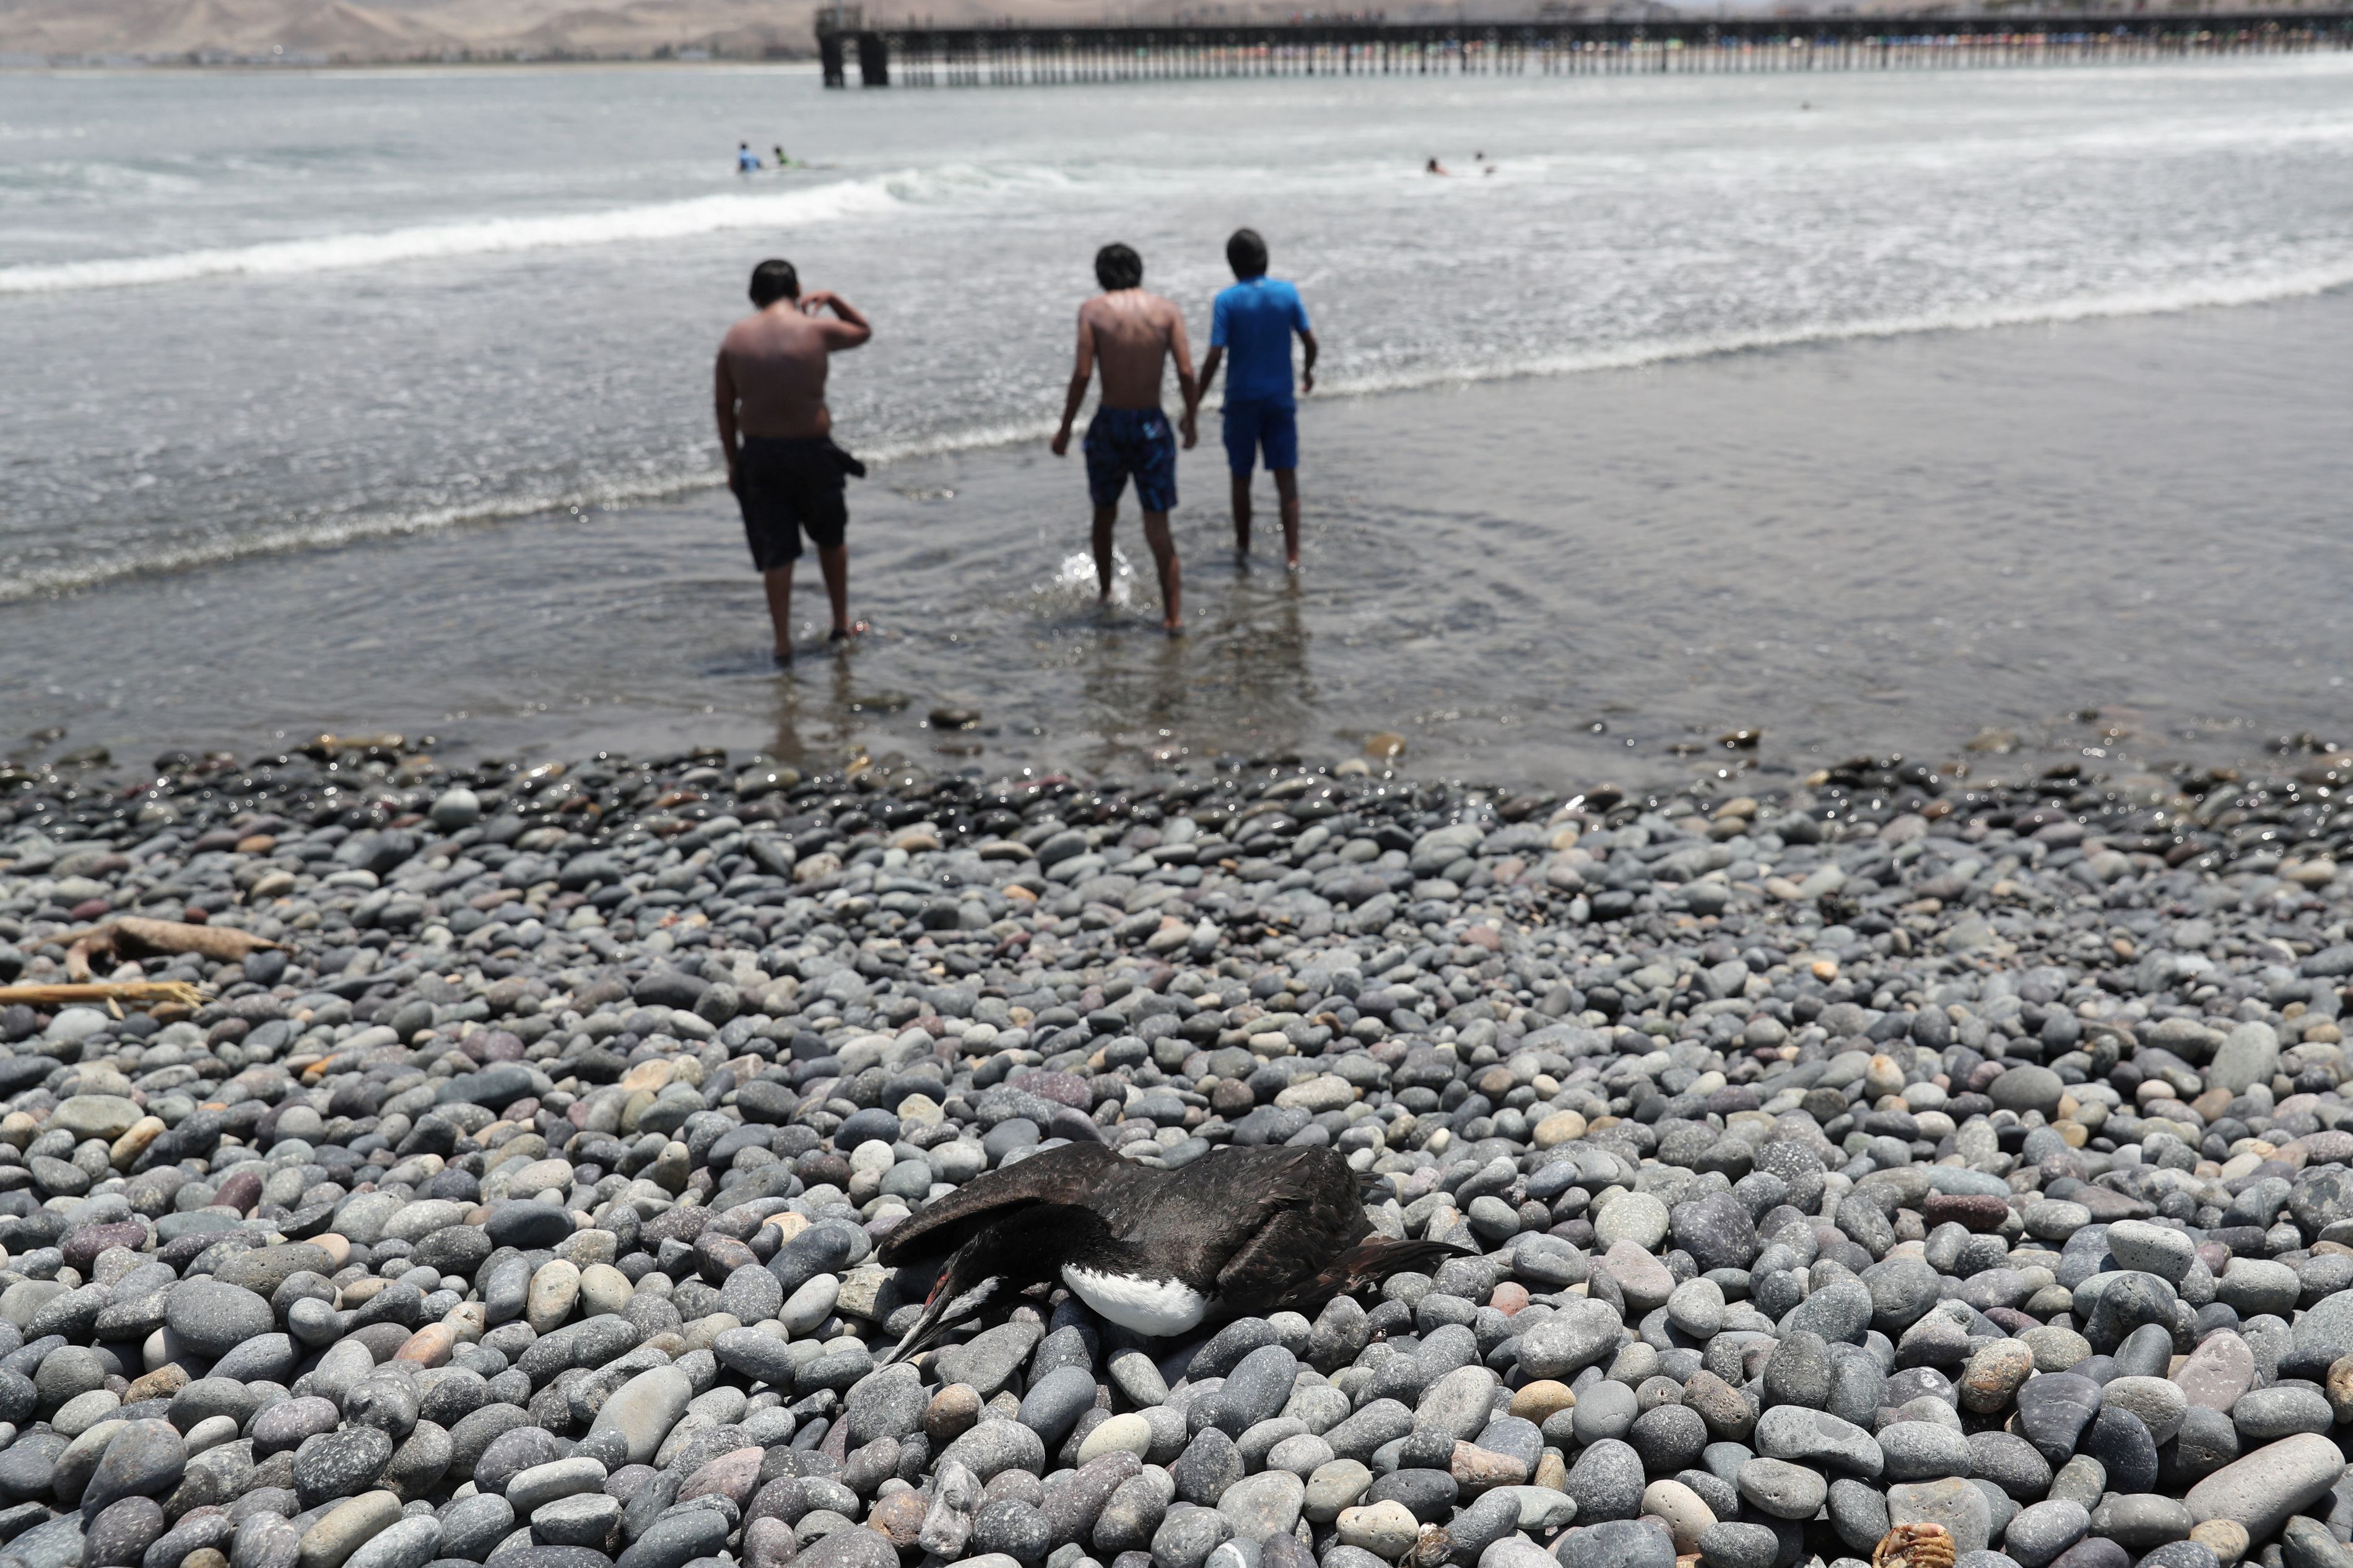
734, 435, 850, 570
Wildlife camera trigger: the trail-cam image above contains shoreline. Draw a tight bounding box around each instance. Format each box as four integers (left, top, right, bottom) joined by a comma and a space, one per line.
7, 290, 2352, 791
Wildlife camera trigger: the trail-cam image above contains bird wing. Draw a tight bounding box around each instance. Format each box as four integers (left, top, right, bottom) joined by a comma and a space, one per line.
1123, 1145, 1370, 1314
875, 1140, 1136, 1265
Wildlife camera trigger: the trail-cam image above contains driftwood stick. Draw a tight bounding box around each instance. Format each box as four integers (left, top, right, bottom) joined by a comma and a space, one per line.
0, 981, 207, 1014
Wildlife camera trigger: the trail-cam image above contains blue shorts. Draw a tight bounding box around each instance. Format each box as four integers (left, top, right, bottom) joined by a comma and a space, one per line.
1083, 407, 1178, 513
1222, 399, 1298, 476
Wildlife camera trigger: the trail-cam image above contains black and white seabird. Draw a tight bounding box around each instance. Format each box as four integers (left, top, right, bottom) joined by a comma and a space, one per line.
876, 1141, 1459, 1362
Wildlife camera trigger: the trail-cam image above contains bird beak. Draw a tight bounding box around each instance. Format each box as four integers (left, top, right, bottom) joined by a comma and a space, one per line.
881, 1271, 999, 1366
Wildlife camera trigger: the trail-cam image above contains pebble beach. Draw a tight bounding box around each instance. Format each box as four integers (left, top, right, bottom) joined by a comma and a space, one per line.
3, 737, 2353, 1568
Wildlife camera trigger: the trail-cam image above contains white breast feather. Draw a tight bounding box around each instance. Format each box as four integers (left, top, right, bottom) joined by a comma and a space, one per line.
1061, 1265, 1208, 1335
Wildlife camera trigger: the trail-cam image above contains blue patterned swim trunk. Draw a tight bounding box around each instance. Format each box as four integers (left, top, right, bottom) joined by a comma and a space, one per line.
1082, 406, 1178, 513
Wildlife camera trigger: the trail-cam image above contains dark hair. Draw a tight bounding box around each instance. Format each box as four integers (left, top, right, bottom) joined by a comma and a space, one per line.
749, 259, 799, 307
1095, 243, 1143, 292
1226, 228, 1268, 278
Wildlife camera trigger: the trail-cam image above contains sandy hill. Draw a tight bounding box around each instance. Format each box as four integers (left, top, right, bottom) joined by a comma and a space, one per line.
0, 0, 1679, 62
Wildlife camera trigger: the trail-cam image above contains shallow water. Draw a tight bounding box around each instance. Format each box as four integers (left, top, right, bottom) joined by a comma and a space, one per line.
7, 288, 2352, 788
6, 60, 2353, 783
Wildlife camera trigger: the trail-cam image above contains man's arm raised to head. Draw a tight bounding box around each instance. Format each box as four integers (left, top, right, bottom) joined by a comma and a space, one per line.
715, 345, 742, 493
799, 290, 872, 349
1051, 303, 1097, 458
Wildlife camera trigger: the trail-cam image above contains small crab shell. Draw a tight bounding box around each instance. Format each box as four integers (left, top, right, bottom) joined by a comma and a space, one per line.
1401, 1525, 1455, 1568
1874, 1524, 1957, 1568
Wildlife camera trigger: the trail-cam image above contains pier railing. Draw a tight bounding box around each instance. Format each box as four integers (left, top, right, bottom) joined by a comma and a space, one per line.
816, 11, 2353, 85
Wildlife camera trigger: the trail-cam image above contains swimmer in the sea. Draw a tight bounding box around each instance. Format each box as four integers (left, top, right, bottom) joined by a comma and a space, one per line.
736, 142, 760, 173
773, 144, 789, 167
1425, 157, 1450, 175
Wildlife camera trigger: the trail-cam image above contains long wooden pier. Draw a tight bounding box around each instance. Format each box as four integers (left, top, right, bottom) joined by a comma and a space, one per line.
816, 9, 2353, 85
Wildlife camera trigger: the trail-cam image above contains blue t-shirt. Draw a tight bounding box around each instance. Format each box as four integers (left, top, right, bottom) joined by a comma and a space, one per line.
1211, 277, 1310, 408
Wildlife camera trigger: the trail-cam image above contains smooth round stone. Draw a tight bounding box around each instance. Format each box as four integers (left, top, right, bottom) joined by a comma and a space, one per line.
80, 1419, 185, 1514
1080, 1416, 1154, 1466
438, 1494, 516, 1561
1965, 1432, 2053, 1501
292, 1427, 396, 1507
485, 1204, 574, 1252
1751, 1406, 1879, 1476
1509, 1382, 1575, 1424
1593, 1194, 1669, 1252
531, 1495, 620, 1550
588, 1369, 692, 1466
1569, 1380, 1637, 1447
2190, 1522, 2250, 1567
1263, 1434, 1333, 1479
1216, 1471, 1304, 1544
84, 1496, 165, 1568
1334, 1501, 1418, 1559
1736, 1459, 1825, 1520
163, 1280, 272, 1358
1878, 1421, 1971, 1482
1627, 1406, 1707, 1476
1303, 1461, 1371, 1525
1989, 1067, 2064, 1118
1959, 1341, 2036, 1414
53, 1389, 121, 1439
507, 1458, 607, 1515
1666, 1280, 1726, 1340
1362, 1469, 1453, 1525
1564, 1439, 1643, 1523
256, 1398, 344, 1457
2081, 1406, 2158, 1496
1017, 1366, 1097, 1449
2004, 1501, 2089, 1568
2101, 1377, 2187, 1445
2231, 1385, 2333, 1443
343, 1516, 441, 1568
1640, 1479, 1716, 1552
2089, 1495, 2193, 1553
1554, 1518, 1675, 1568
1697, 1523, 1778, 1568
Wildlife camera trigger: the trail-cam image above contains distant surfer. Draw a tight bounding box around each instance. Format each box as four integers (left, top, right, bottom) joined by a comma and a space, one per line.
736, 142, 760, 173
1425, 157, 1449, 175
715, 259, 872, 662
1050, 243, 1198, 635
773, 144, 789, 168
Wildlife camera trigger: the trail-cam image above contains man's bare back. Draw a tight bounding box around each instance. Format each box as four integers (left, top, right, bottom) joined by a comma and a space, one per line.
1082, 290, 1190, 411
716, 291, 866, 441
714, 262, 871, 660
1050, 288, 1198, 458
1050, 246, 1199, 634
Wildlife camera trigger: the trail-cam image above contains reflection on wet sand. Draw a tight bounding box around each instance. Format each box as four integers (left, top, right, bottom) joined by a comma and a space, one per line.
1077, 572, 1313, 771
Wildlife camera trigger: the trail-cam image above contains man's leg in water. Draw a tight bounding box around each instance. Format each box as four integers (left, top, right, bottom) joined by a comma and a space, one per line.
1091, 504, 1118, 602
817, 545, 854, 640
1230, 474, 1254, 557
761, 564, 795, 661
1272, 468, 1301, 570
1141, 511, 1182, 631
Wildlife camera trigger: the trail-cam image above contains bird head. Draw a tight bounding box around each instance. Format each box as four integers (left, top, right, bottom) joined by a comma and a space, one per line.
880, 1202, 1108, 1365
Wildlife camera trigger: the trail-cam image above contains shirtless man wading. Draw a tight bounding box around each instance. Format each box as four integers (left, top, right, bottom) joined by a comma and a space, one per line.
1051, 243, 1199, 633
715, 258, 871, 662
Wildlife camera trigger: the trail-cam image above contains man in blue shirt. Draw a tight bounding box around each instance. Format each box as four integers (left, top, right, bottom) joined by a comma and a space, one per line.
1194, 228, 1318, 569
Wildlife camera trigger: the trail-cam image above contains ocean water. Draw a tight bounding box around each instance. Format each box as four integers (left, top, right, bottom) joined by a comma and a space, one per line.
4, 59, 2352, 782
